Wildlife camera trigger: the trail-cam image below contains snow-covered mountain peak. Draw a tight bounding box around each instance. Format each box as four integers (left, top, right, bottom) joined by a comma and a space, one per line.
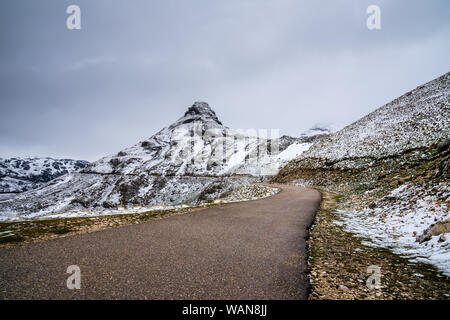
0, 101, 317, 217
184, 101, 216, 117
174, 101, 223, 127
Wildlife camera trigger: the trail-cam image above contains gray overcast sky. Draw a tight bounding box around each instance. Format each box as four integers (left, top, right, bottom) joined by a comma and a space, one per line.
1, 0, 449, 161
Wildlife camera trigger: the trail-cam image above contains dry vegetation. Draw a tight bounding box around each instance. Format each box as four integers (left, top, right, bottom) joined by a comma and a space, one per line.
308, 191, 450, 300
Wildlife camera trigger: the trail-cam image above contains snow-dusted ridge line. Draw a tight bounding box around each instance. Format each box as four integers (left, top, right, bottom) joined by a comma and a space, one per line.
0, 157, 89, 193
298, 72, 449, 162
0, 101, 327, 218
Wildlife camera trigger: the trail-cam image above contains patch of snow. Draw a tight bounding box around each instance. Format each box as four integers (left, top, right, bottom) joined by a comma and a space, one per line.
0, 184, 279, 221
335, 184, 450, 277
0, 157, 89, 193
278, 143, 312, 162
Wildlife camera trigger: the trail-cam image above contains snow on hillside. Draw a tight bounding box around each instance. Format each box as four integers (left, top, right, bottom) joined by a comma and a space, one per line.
277, 142, 313, 162
0, 102, 317, 219
0, 158, 89, 193
83, 103, 314, 178
303, 72, 449, 162
0, 184, 279, 222
337, 181, 450, 276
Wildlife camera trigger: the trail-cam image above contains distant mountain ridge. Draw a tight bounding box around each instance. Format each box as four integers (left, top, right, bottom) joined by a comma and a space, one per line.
0, 102, 327, 218
82, 101, 312, 177
0, 158, 89, 193
298, 124, 338, 143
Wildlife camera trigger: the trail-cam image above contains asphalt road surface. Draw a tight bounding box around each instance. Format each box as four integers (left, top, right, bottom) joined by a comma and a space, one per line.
0, 185, 321, 300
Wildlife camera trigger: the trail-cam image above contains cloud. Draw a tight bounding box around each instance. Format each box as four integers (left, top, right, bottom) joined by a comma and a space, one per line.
0, 0, 449, 161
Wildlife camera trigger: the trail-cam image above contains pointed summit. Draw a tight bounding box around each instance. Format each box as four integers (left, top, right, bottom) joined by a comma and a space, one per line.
184, 101, 215, 117
179, 101, 223, 125
0, 98, 309, 217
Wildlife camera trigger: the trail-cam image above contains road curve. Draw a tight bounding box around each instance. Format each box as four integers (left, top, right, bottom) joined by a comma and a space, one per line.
0, 185, 321, 300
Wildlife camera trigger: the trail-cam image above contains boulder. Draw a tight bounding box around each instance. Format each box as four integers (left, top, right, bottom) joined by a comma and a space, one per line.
416, 218, 450, 243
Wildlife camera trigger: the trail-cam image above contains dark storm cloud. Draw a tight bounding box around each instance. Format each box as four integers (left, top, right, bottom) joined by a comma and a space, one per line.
0, 0, 449, 160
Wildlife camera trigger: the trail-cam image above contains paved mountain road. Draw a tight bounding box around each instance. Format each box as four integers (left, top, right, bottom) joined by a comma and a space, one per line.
0, 185, 321, 300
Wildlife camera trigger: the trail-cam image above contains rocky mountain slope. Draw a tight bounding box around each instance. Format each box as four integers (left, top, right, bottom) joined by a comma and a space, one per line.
274, 71, 450, 275
0, 158, 89, 193
0, 102, 324, 219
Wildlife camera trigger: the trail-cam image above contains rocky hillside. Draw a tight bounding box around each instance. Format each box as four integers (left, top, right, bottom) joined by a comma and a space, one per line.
274, 71, 450, 275
276, 72, 449, 184
0, 158, 89, 193
0, 102, 323, 219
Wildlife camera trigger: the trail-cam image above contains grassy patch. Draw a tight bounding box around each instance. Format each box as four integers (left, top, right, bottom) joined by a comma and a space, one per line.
0, 190, 274, 248
0, 208, 192, 247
